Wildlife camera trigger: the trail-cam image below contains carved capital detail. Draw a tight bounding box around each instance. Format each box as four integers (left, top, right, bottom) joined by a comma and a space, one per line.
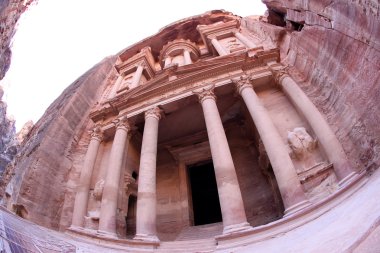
145, 107, 162, 120
193, 85, 216, 103
271, 67, 290, 84
232, 74, 253, 95
112, 118, 131, 132
89, 125, 103, 142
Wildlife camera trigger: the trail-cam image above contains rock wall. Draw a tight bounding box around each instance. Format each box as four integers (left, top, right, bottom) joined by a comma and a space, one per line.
0, 86, 17, 175
244, 0, 380, 173
0, 0, 35, 80
1, 56, 116, 229
0, 0, 35, 182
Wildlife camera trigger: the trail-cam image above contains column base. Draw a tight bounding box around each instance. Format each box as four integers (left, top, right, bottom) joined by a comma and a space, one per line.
134, 233, 160, 243
338, 171, 358, 188
284, 199, 312, 217
223, 222, 252, 235
96, 229, 118, 239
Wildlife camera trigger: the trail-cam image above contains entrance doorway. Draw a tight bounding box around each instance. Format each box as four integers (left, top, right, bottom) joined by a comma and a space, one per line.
188, 161, 222, 226
125, 195, 137, 238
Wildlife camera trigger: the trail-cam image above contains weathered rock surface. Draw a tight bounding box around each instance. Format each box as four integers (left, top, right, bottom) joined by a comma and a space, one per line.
244, 0, 380, 173
0, 86, 17, 175
0, 56, 116, 229
0, 0, 35, 80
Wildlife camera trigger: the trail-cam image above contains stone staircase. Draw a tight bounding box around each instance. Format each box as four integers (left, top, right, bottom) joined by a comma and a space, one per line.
156, 223, 222, 252
157, 238, 217, 253
175, 222, 223, 240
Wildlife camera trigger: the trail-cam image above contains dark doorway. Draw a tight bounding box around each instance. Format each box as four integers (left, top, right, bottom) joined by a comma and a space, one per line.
188, 161, 222, 226
125, 195, 137, 238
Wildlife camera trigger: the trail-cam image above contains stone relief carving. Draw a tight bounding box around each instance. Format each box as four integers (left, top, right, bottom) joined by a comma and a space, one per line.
93, 179, 104, 201
287, 127, 317, 160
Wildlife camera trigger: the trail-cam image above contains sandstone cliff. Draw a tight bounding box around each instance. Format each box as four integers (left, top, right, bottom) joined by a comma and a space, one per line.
1, 56, 116, 228
243, 0, 380, 173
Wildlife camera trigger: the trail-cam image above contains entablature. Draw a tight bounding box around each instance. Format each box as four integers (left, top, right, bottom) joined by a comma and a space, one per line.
89, 48, 279, 124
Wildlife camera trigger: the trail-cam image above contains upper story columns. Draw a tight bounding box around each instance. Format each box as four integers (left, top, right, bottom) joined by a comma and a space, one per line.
270, 65, 357, 185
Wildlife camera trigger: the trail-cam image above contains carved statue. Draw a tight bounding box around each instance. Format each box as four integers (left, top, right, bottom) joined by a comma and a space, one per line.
287, 127, 317, 160
93, 179, 104, 200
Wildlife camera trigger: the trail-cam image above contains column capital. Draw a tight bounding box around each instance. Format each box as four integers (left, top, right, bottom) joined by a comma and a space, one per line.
145, 107, 162, 120
270, 66, 290, 84
193, 85, 216, 103
112, 118, 131, 132
89, 125, 103, 142
232, 75, 253, 95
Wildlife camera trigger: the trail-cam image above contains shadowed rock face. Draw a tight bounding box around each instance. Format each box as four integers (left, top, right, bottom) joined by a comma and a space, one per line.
246, 0, 380, 172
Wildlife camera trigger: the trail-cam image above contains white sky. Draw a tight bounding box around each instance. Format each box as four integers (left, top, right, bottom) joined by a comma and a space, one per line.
1, 0, 267, 130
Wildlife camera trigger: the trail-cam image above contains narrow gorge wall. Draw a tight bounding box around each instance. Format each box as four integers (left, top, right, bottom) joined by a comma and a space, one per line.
244, 0, 380, 173
1, 57, 116, 229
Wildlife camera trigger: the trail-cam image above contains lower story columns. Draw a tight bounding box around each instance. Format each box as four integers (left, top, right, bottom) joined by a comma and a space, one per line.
234, 76, 310, 215
195, 87, 251, 234
98, 118, 131, 237
272, 68, 356, 185
134, 107, 161, 243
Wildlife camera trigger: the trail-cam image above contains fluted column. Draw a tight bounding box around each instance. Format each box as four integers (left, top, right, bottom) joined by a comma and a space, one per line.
98, 118, 131, 237
272, 68, 356, 185
71, 126, 103, 228
194, 87, 251, 234
234, 76, 310, 215
134, 107, 161, 243
183, 50, 192, 65
129, 64, 144, 89
234, 31, 256, 48
211, 37, 228, 56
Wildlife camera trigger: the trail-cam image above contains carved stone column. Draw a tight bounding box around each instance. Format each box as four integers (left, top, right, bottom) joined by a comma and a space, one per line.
183, 50, 192, 65
98, 118, 131, 237
234, 32, 256, 48
71, 126, 103, 228
272, 68, 356, 185
194, 87, 251, 234
129, 64, 144, 89
164, 56, 172, 68
134, 107, 161, 243
234, 76, 310, 215
211, 37, 228, 56
108, 74, 124, 99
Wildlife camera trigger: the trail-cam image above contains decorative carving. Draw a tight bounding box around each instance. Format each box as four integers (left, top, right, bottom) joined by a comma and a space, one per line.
287, 127, 317, 160
112, 117, 131, 132
232, 74, 253, 94
271, 66, 289, 84
145, 107, 162, 120
193, 85, 216, 103
89, 125, 103, 141
93, 179, 105, 200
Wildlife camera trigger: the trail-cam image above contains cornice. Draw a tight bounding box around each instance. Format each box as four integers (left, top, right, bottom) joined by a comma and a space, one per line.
90, 48, 279, 123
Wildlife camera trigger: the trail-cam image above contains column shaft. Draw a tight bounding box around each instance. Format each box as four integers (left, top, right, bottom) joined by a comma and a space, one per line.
108, 75, 123, 99
98, 120, 130, 236
130, 65, 144, 89
237, 82, 309, 213
211, 38, 228, 56
183, 50, 192, 65
235, 32, 256, 48
197, 89, 250, 234
134, 108, 161, 242
279, 74, 355, 183
71, 127, 102, 227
